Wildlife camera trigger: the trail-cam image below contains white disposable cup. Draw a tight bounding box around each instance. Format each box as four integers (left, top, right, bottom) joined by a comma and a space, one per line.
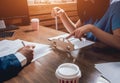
55, 63, 81, 83
31, 18, 39, 30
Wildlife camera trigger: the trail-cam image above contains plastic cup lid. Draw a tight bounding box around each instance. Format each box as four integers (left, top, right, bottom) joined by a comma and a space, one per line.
56, 63, 81, 79
31, 18, 39, 22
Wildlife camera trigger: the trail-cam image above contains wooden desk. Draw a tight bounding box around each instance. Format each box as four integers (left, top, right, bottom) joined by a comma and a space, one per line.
2, 26, 120, 83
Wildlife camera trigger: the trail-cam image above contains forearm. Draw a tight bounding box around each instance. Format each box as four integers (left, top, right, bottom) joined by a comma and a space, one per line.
59, 12, 76, 33
90, 24, 120, 49
75, 19, 83, 28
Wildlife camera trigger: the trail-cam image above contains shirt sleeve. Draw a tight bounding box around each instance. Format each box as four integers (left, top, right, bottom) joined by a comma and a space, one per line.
15, 52, 27, 67
112, 11, 120, 30
0, 54, 22, 82
111, 2, 120, 30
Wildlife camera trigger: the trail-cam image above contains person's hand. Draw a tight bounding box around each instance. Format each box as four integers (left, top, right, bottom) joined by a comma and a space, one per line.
17, 45, 35, 64
51, 7, 65, 18
66, 24, 94, 39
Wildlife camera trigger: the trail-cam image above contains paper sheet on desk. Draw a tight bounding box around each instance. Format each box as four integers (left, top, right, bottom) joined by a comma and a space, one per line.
95, 62, 120, 83
0, 39, 23, 57
0, 39, 51, 61
48, 34, 94, 49
23, 40, 51, 61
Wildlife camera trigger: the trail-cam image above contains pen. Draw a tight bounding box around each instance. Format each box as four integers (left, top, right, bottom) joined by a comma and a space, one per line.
101, 75, 110, 83
21, 41, 25, 47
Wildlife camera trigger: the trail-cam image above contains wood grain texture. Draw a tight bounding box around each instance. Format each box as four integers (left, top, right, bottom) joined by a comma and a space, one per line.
1, 26, 120, 83
29, 3, 79, 32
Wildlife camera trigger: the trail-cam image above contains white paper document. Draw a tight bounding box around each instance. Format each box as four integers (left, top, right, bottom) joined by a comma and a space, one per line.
0, 39, 51, 61
48, 34, 94, 49
95, 62, 120, 83
96, 76, 110, 83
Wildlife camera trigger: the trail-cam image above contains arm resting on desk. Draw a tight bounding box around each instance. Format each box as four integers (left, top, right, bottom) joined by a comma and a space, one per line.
0, 54, 22, 82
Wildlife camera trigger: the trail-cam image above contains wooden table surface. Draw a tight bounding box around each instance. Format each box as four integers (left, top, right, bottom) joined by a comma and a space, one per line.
1, 26, 120, 83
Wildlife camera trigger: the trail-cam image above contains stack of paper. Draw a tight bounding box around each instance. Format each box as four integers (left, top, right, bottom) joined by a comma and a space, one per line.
95, 62, 120, 83
0, 39, 51, 61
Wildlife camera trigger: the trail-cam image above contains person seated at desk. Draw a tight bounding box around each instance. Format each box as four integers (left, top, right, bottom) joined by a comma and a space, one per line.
0, 45, 34, 82
51, 0, 120, 50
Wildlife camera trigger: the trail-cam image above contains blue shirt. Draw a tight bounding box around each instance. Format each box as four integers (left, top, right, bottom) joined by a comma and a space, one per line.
0, 54, 22, 82
86, 1, 120, 41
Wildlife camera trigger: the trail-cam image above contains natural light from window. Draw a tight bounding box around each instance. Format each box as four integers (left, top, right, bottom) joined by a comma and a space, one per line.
28, 0, 76, 4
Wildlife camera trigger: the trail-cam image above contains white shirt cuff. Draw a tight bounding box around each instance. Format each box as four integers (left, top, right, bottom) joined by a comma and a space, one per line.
15, 52, 27, 67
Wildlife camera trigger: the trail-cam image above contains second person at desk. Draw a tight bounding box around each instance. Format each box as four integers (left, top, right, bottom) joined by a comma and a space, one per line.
51, 0, 120, 50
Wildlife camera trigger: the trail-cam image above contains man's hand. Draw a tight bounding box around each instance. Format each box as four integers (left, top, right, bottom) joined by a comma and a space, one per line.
17, 46, 35, 64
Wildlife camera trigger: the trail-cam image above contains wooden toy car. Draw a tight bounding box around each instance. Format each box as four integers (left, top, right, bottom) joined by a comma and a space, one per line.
49, 37, 74, 52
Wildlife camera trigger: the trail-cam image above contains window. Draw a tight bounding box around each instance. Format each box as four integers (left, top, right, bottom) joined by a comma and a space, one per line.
28, 0, 76, 4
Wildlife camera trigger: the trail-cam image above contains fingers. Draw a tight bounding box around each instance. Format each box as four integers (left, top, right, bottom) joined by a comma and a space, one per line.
26, 45, 35, 48
51, 7, 60, 17
25, 45, 35, 50
51, 9, 57, 18
66, 29, 85, 39
53, 7, 61, 11
51, 7, 64, 17
66, 32, 75, 39
75, 30, 83, 38
18, 45, 35, 51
